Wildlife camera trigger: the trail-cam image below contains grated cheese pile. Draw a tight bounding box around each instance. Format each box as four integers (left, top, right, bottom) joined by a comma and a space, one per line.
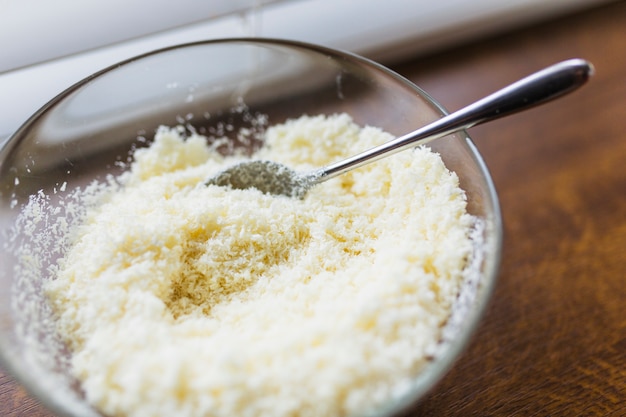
45, 113, 474, 417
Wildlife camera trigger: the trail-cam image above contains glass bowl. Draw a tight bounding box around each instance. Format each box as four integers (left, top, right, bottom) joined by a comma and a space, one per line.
0, 38, 502, 417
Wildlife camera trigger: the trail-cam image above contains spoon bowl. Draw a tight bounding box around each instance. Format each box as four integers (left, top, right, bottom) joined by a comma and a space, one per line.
207, 59, 592, 198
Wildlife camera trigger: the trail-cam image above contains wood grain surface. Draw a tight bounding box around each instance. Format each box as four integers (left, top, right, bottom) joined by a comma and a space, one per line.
2, 1, 625, 416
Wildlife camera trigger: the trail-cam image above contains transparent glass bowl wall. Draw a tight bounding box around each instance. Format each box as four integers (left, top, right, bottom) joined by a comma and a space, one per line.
0, 39, 502, 417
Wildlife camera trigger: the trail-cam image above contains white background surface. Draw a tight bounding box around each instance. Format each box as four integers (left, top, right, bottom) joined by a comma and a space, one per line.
0, 0, 612, 140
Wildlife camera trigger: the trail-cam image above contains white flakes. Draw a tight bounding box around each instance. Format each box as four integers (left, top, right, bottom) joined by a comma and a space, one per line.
40, 114, 473, 417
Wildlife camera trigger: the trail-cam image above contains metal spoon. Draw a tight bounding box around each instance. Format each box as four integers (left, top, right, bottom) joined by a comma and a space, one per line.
207, 58, 593, 198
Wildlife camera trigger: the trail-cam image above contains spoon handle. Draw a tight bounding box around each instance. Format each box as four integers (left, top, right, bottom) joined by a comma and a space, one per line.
316, 58, 594, 182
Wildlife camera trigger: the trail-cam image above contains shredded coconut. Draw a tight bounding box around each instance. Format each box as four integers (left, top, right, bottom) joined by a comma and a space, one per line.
39, 113, 473, 417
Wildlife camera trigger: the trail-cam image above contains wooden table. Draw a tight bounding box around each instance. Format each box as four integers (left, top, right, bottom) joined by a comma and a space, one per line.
2, 1, 625, 415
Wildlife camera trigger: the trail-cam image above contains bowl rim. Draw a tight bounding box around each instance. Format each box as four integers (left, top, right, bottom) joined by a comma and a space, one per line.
1, 37, 503, 417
